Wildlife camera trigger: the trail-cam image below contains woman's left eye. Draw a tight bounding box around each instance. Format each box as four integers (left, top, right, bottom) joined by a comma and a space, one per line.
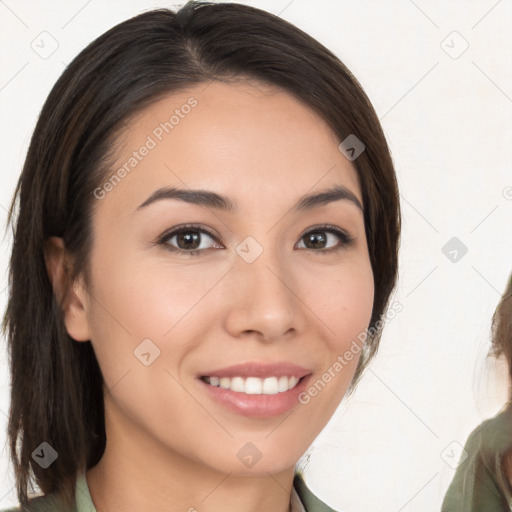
296, 225, 354, 254
157, 224, 353, 257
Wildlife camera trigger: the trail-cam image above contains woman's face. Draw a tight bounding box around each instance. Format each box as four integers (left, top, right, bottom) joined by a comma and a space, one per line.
71, 79, 374, 476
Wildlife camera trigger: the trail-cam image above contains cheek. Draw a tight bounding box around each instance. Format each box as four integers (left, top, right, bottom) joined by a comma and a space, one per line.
290, 259, 373, 426
87, 241, 217, 340
83, 241, 234, 398
83, 248, 216, 431
307, 258, 375, 350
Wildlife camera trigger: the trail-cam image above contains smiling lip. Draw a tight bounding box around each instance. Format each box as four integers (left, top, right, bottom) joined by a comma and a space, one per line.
197, 361, 312, 418
199, 362, 311, 379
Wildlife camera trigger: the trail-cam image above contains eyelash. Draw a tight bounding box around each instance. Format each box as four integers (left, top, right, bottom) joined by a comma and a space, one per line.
156, 223, 354, 257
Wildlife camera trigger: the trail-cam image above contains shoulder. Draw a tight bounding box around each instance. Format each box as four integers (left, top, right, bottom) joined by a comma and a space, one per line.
470, 405, 512, 438
441, 407, 512, 512
0, 492, 66, 512
463, 407, 512, 462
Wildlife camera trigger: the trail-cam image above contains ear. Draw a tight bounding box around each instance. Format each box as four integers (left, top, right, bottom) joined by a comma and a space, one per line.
43, 236, 91, 342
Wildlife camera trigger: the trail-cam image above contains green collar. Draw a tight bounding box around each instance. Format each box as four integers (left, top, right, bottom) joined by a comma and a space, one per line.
74, 471, 338, 512
3, 470, 338, 512
293, 471, 338, 512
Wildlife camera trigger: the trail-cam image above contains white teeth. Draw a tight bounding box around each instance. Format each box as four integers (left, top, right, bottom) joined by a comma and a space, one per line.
278, 376, 289, 392
231, 376, 245, 393
245, 377, 262, 394
203, 375, 301, 394
262, 376, 279, 395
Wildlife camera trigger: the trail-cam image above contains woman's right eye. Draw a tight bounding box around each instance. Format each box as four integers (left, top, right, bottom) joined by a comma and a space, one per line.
158, 225, 223, 256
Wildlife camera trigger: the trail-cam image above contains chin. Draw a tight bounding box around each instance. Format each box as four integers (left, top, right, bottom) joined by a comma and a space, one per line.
195, 438, 307, 477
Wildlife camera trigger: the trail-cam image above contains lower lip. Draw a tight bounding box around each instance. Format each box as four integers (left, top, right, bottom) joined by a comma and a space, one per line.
198, 375, 312, 418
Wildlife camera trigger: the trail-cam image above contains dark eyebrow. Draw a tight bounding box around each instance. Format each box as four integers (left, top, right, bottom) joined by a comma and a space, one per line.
292, 184, 363, 213
135, 187, 237, 213
134, 184, 363, 214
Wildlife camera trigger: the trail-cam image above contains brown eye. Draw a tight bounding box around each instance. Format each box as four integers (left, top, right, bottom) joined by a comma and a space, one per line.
174, 231, 203, 251
158, 225, 222, 256
302, 231, 329, 250
297, 226, 353, 253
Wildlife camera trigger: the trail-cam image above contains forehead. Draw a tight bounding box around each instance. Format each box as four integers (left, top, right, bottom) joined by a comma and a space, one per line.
98, 79, 362, 216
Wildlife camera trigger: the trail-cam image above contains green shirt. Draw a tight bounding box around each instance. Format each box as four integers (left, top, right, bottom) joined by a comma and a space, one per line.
442, 405, 512, 511
1, 470, 338, 512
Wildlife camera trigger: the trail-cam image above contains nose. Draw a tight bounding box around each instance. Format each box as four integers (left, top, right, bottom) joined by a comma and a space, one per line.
223, 247, 304, 343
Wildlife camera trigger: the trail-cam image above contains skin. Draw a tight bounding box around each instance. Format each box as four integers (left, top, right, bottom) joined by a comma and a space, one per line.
45, 79, 374, 512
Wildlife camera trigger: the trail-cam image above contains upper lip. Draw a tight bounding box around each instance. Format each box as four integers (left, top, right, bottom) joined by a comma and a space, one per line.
199, 362, 311, 379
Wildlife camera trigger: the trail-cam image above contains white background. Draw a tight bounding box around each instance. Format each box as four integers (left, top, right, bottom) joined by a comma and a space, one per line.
1, 1, 511, 510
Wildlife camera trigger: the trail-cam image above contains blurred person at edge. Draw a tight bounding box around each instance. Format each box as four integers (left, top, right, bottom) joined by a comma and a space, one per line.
442, 273, 512, 511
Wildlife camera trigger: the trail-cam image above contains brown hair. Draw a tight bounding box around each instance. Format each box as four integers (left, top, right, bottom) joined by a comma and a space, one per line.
491, 273, 512, 499
2, 1, 400, 509
491, 273, 512, 397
